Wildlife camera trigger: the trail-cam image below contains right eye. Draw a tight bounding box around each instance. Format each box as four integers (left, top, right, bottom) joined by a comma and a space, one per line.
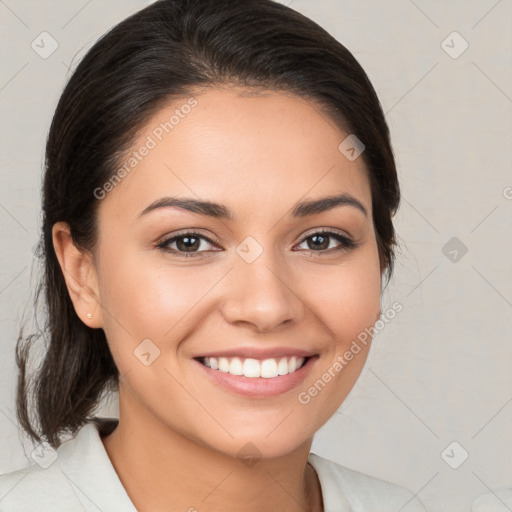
156, 231, 221, 258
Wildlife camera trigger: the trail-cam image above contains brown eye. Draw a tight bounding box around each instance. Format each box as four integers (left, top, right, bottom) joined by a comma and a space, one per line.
174, 235, 201, 252
307, 233, 330, 250
296, 231, 356, 254
157, 232, 219, 257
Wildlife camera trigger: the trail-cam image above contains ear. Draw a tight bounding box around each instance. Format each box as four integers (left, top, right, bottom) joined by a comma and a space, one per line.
52, 222, 103, 328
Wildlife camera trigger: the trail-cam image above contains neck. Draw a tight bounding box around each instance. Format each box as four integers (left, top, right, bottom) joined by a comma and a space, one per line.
101, 398, 323, 512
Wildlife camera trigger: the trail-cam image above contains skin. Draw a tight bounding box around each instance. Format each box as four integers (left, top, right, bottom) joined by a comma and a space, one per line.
53, 86, 383, 512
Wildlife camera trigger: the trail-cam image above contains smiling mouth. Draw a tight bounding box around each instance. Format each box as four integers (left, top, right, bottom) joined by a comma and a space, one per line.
196, 355, 311, 379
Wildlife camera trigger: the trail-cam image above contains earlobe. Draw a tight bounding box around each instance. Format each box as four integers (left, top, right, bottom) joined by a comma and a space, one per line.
52, 222, 102, 328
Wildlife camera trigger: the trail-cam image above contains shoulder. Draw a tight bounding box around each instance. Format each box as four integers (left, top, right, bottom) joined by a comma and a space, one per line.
308, 452, 427, 512
0, 418, 124, 512
472, 488, 512, 512
0, 459, 84, 511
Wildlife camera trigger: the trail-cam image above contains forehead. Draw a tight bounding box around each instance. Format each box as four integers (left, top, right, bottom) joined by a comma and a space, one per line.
99, 86, 372, 223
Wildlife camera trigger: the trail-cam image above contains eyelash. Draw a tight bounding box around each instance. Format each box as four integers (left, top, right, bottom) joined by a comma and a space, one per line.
156, 230, 359, 258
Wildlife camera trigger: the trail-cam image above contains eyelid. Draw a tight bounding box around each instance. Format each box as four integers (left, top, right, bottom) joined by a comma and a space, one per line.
156, 229, 222, 248
297, 226, 353, 243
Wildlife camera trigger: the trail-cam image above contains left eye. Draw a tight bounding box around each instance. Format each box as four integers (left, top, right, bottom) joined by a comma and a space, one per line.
295, 231, 355, 253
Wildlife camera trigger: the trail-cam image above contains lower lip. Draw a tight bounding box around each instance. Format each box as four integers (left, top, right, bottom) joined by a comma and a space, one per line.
194, 356, 318, 398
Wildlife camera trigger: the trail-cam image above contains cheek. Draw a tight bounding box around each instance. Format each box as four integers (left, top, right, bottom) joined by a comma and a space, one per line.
301, 250, 382, 347
98, 239, 381, 364
291, 251, 381, 427
96, 249, 228, 366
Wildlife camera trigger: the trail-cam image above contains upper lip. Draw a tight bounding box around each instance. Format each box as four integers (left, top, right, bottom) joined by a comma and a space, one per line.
195, 347, 317, 360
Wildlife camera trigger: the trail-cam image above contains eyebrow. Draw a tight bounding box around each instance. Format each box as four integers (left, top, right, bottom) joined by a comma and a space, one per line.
138, 193, 368, 220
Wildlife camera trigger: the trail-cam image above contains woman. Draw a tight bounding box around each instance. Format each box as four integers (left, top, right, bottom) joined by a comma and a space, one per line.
0, 0, 426, 510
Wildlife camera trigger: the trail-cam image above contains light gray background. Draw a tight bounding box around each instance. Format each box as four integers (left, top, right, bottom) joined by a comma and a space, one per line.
1, 1, 511, 511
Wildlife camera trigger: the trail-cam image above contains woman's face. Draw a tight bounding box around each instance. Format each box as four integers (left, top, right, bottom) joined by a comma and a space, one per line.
91, 86, 382, 458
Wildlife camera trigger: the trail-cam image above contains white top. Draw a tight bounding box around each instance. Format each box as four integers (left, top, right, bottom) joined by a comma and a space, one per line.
472, 489, 512, 512
0, 418, 426, 511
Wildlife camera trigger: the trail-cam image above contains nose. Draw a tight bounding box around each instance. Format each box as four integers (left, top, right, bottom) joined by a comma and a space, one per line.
220, 252, 305, 333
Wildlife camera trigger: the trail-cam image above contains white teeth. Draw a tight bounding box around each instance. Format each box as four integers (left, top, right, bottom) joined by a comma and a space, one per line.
243, 358, 261, 378
261, 359, 278, 378
277, 357, 289, 375
218, 357, 230, 373
201, 356, 306, 378
229, 357, 243, 376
